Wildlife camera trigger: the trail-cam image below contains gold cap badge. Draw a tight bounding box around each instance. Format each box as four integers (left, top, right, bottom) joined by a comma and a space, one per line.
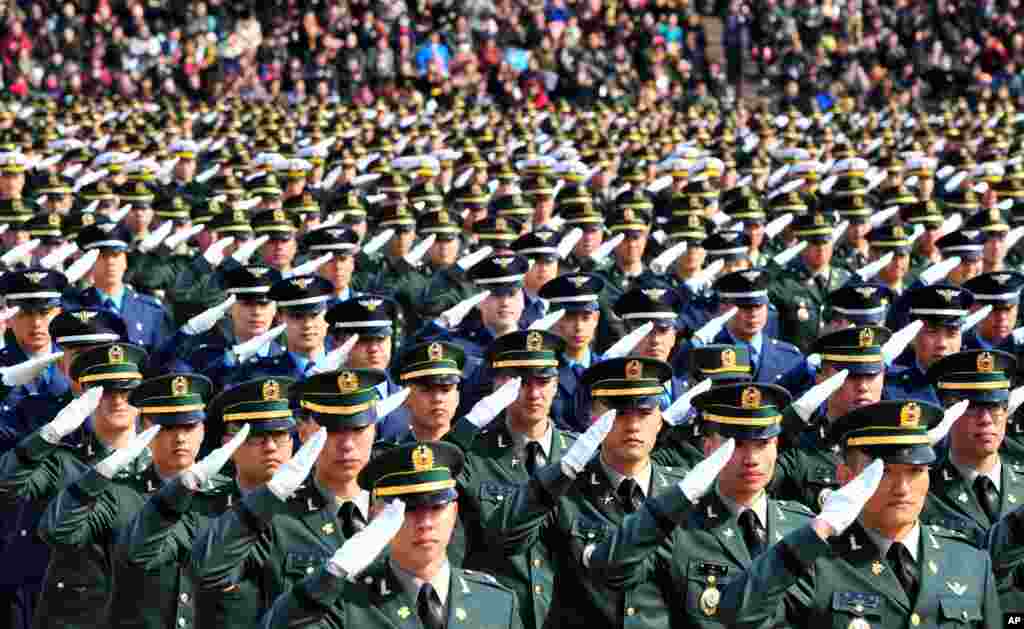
412, 444, 434, 471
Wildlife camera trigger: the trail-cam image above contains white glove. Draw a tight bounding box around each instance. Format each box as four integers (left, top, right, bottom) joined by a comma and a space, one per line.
95, 425, 162, 479
529, 309, 565, 331
589, 233, 625, 264
375, 387, 410, 419
137, 221, 174, 254
309, 334, 360, 375
961, 305, 993, 333
855, 252, 893, 282
0, 306, 18, 322
182, 296, 237, 336
163, 224, 204, 251
456, 246, 493, 272
792, 369, 849, 422
603, 322, 654, 360
285, 253, 334, 279
928, 399, 968, 445
267, 427, 327, 501
816, 459, 884, 538
439, 291, 490, 329
650, 240, 688, 274
692, 307, 737, 346
1, 239, 40, 267
184, 424, 250, 490
1, 351, 63, 386
362, 229, 395, 256
868, 206, 900, 228
764, 213, 793, 240
557, 228, 583, 259
203, 236, 236, 267
684, 258, 724, 293
830, 220, 850, 247
1009, 384, 1024, 417
882, 320, 923, 365
663, 378, 712, 426
465, 378, 521, 428
231, 235, 270, 265
326, 499, 405, 578
65, 249, 100, 284
39, 242, 79, 270
195, 163, 220, 184
918, 256, 961, 286
40, 386, 103, 444
403, 234, 436, 268
678, 438, 735, 501
771, 241, 807, 267
562, 409, 616, 477
1005, 226, 1024, 252
232, 324, 286, 363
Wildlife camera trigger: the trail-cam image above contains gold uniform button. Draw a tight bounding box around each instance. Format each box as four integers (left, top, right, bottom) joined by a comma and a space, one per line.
626, 608, 636, 616
910, 613, 921, 626
180, 593, 189, 603
306, 567, 315, 574
534, 585, 543, 594
178, 619, 186, 627
532, 559, 542, 567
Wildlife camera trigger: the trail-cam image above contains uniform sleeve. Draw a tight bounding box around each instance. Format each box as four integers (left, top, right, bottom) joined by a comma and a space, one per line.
981, 552, 1003, 629
38, 468, 129, 549
0, 430, 78, 506
487, 462, 574, 555
719, 525, 825, 629
259, 566, 347, 629
587, 487, 695, 590
116, 477, 195, 569
191, 486, 277, 592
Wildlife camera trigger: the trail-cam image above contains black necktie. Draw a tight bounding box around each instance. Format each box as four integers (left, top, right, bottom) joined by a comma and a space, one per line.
974, 475, 1000, 522
417, 582, 445, 629
338, 501, 366, 539
738, 509, 767, 558
617, 478, 643, 514
887, 542, 919, 602
524, 441, 545, 478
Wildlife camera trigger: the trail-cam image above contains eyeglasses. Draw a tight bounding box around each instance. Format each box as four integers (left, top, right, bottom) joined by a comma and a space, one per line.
244, 432, 293, 447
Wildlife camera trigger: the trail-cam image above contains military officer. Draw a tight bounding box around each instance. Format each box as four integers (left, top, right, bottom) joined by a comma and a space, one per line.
0, 269, 71, 407
594, 195, 654, 305
965, 207, 1011, 274
370, 205, 446, 330
382, 340, 468, 445
823, 282, 894, 331
903, 200, 945, 276
225, 274, 335, 385
769, 212, 852, 352
260, 441, 521, 629
72, 222, 173, 350
300, 225, 367, 305
170, 206, 253, 305
922, 350, 1024, 546
884, 284, 974, 405
585, 382, 814, 629
557, 199, 606, 272
773, 325, 892, 512
720, 400, 1002, 628
3, 343, 150, 629
679, 269, 806, 389
962, 271, 1024, 352
538, 273, 606, 431
488, 357, 688, 629
867, 223, 914, 296
934, 230, 985, 287
509, 229, 559, 327
830, 195, 873, 274
191, 369, 401, 624
252, 208, 300, 275
119, 377, 292, 629
326, 295, 410, 441
702, 230, 754, 275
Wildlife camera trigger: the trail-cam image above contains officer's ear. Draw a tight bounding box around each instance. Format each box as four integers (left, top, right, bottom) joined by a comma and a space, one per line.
702, 428, 722, 458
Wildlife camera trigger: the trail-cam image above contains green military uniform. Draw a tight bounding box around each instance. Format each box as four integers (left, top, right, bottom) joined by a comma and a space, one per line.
768, 212, 852, 351
118, 376, 279, 629
191, 370, 387, 624
921, 350, 1024, 546
261, 441, 521, 629
586, 382, 813, 628
489, 357, 687, 629
986, 500, 1024, 613
720, 400, 1003, 628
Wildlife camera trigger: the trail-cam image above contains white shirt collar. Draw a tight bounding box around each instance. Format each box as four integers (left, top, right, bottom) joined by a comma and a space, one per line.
861, 520, 921, 561
600, 454, 653, 498
716, 486, 769, 526
509, 420, 554, 458
951, 455, 1002, 492
390, 559, 451, 613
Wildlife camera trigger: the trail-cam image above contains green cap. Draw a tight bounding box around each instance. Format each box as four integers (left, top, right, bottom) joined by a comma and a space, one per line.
209, 377, 296, 434
296, 368, 388, 430
129, 373, 213, 426
70, 342, 148, 390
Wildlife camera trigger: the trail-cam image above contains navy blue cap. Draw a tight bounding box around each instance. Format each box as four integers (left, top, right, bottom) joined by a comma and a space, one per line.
962, 271, 1024, 307
905, 283, 975, 325
826, 282, 893, 325
512, 229, 560, 260
223, 265, 280, 302
50, 309, 126, 347
713, 268, 770, 306
301, 226, 360, 255
269, 275, 334, 312
613, 286, 685, 329
702, 230, 751, 262
936, 230, 983, 261
326, 294, 398, 338
130, 373, 213, 426
467, 255, 529, 296
538, 273, 605, 312
0, 268, 68, 309
76, 222, 131, 251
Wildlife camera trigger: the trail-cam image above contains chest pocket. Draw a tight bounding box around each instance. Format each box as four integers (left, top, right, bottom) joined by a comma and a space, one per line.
685, 559, 732, 620
284, 552, 324, 581
807, 465, 839, 509
938, 596, 983, 626
570, 516, 611, 561
830, 591, 882, 629
479, 481, 517, 506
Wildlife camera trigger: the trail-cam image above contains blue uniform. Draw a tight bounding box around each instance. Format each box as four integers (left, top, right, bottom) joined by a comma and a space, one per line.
147, 324, 286, 390
883, 363, 940, 405
673, 328, 808, 392
70, 287, 172, 350
0, 342, 69, 446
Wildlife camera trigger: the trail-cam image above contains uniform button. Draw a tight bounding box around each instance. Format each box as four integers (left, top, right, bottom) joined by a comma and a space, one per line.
180, 593, 189, 603
306, 567, 315, 574
910, 613, 921, 626
178, 618, 186, 627
57, 582, 64, 590
532, 559, 542, 567
534, 585, 542, 594
626, 608, 636, 616
20, 529, 27, 536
